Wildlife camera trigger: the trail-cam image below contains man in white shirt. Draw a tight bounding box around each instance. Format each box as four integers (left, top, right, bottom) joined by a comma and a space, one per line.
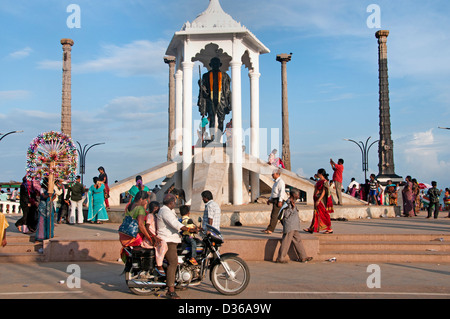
347, 178, 359, 193
201, 190, 221, 231
157, 194, 197, 299
262, 169, 288, 234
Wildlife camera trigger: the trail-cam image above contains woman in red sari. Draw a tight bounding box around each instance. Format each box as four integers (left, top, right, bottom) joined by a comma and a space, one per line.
304, 168, 334, 234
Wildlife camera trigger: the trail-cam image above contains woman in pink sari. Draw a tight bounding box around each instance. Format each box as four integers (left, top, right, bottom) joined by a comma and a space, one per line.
402, 176, 415, 217
142, 201, 168, 276
304, 168, 334, 234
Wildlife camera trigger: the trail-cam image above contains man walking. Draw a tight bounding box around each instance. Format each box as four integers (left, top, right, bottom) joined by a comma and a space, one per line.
262, 169, 288, 234
201, 190, 221, 231
157, 194, 197, 299
276, 188, 313, 263
330, 158, 344, 205
66, 175, 85, 224
427, 181, 442, 219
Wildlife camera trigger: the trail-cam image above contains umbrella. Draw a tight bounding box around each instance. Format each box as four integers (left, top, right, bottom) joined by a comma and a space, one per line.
419, 183, 432, 189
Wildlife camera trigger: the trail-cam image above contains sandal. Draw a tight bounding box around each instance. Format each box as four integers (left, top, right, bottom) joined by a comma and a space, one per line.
155, 267, 166, 277
303, 228, 313, 233
166, 291, 180, 299
298, 257, 313, 263
324, 230, 334, 234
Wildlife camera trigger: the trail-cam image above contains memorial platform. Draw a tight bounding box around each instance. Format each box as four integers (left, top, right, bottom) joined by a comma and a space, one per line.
2, 204, 449, 264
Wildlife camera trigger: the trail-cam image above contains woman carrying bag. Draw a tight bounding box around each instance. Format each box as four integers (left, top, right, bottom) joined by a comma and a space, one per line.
119, 190, 159, 249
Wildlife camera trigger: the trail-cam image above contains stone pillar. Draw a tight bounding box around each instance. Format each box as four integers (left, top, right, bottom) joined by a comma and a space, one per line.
174, 69, 183, 188
182, 61, 194, 205
249, 70, 261, 202
175, 69, 183, 157
164, 56, 176, 161
276, 53, 292, 171
375, 30, 402, 184
61, 38, 74, 137
231, 60, 243, 205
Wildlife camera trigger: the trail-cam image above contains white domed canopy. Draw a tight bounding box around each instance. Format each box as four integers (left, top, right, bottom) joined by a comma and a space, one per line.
184, 0, 243, 31
164, 0, 269, 207
166, 0, 269, 66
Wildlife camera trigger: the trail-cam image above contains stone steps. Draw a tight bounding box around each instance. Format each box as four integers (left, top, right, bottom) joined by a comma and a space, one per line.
1, 242, 43, 254
0, 252, 45, 263
0, 234, 44, 263
317, 234, 450, 263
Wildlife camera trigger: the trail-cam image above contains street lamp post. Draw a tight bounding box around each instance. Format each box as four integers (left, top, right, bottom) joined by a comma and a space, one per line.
76, 141, 105, 186
0, 130, 24, 142
344, 137, 379, 182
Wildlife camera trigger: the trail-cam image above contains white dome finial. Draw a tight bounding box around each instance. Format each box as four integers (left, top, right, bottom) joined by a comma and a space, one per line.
184, 0, 243, 31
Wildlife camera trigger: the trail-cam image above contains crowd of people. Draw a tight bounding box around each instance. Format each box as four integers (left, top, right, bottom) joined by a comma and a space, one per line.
1, 156, 449, 299
259, 158, 450, 264
0, 166, 113, 246
343, 175, 450, 219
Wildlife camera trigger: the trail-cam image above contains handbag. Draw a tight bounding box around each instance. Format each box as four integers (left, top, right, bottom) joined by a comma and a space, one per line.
118, 215, 139, 238
277, 201, 289, 221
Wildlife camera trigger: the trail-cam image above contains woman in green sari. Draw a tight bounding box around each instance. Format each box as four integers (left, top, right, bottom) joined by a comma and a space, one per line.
127, 175, 150, 204
87, 177, 109, 223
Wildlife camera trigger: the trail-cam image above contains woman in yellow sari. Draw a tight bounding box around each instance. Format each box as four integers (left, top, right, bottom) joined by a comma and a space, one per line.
0, 211, 8, 247
304, 168, 334, 234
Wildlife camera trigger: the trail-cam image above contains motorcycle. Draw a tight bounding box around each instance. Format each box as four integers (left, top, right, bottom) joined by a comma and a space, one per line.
121, 218, 250, 296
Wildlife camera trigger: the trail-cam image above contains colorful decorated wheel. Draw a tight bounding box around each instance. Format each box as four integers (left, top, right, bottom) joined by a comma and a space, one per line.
26, 131, 78, 182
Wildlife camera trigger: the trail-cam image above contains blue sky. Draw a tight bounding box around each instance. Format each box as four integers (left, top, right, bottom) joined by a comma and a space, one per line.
1, 0, 449, 192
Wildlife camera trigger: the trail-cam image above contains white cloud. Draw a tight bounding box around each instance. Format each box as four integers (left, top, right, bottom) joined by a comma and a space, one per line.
409, 130, 435, 147
37, 40, 169, 77
37, 60, 61, 70
231, 0, 450, 80
68, 94, 169, 146
0, 90, 30, 101
8, 47, 33, 59
230, 0, 369, 37
99, 95, 167, 123
396, 129, 450, 184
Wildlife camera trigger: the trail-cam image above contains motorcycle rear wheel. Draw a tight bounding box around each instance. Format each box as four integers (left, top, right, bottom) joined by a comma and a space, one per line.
125, 271, 159, 296
210, 255, 250, 295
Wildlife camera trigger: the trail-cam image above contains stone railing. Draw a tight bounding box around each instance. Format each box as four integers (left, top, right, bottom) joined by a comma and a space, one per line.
0, 201, 21, 214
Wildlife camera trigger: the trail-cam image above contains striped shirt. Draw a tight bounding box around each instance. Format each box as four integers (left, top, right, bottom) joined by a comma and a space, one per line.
203, 200, 221, 231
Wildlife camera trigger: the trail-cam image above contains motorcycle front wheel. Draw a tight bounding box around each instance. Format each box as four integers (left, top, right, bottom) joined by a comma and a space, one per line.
210, 255, 250, 295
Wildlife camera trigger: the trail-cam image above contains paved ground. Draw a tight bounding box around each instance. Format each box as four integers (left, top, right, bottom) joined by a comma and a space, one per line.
2, 210, 449, 304
1, 260, 449, 300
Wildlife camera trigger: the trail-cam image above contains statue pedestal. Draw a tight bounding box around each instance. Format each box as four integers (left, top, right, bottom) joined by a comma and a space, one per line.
191, 146, 249, 211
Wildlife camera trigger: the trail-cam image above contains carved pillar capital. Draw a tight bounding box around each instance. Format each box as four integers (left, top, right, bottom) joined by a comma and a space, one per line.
276, 53, 292, 64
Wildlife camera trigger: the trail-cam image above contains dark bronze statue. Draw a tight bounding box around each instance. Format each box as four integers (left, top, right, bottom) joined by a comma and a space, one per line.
197, 57, 231, 141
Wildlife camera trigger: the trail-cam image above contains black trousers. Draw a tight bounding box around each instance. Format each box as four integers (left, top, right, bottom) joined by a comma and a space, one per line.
15, 203, 29, 228
428, 203, 439, 219
266, 198, 281, 232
